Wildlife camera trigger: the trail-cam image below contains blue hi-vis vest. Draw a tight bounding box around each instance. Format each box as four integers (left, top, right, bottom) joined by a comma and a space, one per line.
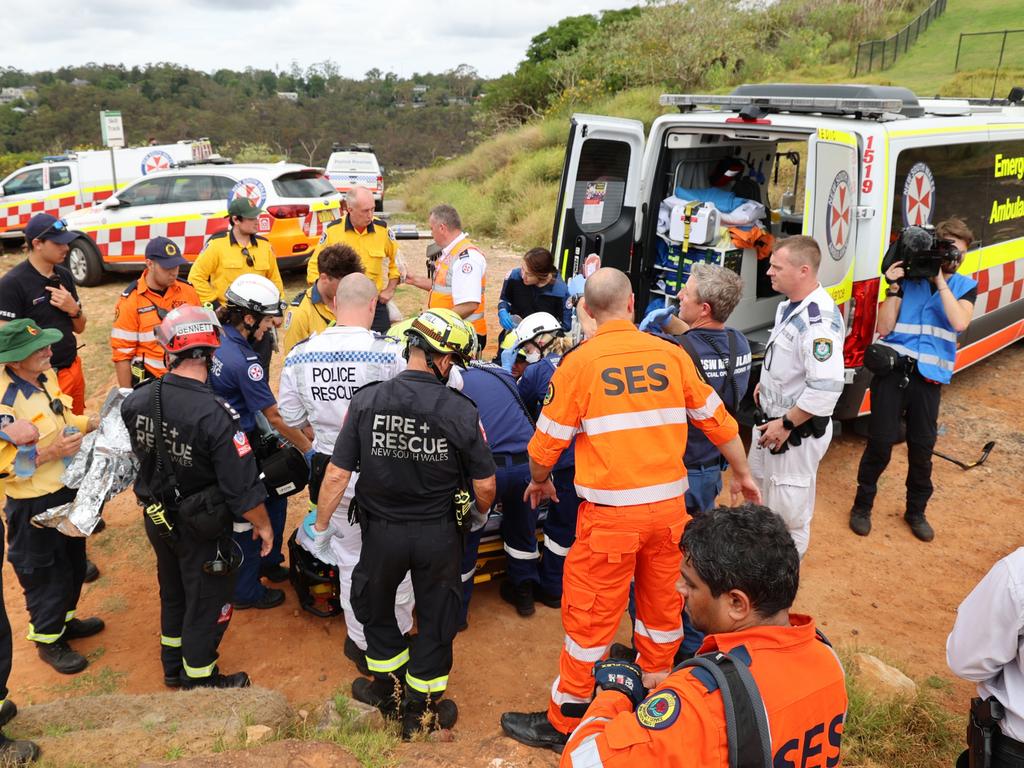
879, 272, 976, 384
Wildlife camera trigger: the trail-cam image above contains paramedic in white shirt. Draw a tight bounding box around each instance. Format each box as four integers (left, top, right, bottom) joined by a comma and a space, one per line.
750, 236, 845, 557
948, 547, 1024, 766
277, 273, 414, 670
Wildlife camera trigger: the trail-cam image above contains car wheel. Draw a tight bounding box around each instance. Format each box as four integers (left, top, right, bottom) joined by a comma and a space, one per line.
67, 236, 104, 287
375, 197, 384, 213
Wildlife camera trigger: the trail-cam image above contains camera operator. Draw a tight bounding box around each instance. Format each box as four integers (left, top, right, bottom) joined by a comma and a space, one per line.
849, 219, 977, 542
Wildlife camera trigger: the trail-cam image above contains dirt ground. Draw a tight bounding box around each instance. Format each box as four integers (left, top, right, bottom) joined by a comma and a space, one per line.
1, 233, 1022, 766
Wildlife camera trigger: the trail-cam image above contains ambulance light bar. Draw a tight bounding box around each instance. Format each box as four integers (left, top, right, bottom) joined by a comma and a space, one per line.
660, 93, 905, 118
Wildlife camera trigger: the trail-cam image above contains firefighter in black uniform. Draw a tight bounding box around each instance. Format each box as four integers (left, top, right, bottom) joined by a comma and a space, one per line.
309, 308, 497, 739
121, 305, 273, 689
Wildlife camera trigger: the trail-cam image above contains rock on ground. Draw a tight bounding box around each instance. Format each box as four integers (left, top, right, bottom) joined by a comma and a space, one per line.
10, 687, 292, 767
853, 652, 918, 699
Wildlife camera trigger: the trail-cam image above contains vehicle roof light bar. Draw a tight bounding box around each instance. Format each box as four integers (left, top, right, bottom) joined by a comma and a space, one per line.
660, 93, 906, 119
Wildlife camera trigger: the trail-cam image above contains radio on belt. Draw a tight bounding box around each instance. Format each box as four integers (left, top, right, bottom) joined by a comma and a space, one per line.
669, 201, 720, 247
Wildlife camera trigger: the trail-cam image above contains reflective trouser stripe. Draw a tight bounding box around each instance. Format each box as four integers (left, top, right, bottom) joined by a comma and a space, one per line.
183, 658, 216, 678
634, 618, 684, 644
161, 635, 183, 648
544, 536, 571, 556
551, 676, 591, 707
461, 566, 477, 583
503, 542, 540, 560
27, 624, 64, 643
406, 671, 448, 695
65, 610, 76, 622
569, 734, 605, 768
233, 521, 252, 533
366, 648, 409, 674
565, 636, 608, 664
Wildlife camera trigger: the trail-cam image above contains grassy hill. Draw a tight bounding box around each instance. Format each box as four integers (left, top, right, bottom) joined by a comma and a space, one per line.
398, 0, 1024, 249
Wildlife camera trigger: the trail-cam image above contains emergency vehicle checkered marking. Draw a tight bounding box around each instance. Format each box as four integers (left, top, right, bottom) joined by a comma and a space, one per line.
87, 217, 228, 259
826, 171, 851, 261
328, 173, 381, 191
0, 194, 84, 232
903, 162, 935, 227
283, 350, 399, 367
974, 257, 1024, 315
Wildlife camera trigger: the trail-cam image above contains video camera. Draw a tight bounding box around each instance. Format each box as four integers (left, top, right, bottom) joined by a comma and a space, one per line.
882, 226, 962, 281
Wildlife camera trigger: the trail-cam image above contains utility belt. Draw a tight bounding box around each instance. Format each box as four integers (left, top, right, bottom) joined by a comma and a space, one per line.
966, 697, 1024, 768
141, 483, 233, 543
688, 456, 728, 471
754, 408, 829, 454
492, 451, 530, 468
864, 344, 943, 387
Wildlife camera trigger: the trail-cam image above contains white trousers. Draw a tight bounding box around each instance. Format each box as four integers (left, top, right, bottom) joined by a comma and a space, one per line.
297, 498, 415, 649
747, 420, 833, 558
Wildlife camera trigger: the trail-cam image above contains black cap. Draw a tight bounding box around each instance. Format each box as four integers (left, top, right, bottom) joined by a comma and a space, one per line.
144, 237, 189, 268
24, 213, 77, 244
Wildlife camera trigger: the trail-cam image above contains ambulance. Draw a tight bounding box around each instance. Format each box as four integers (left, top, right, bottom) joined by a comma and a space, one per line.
550, 83, 1024, 420
0, 140, 210, 240
62, 162, 342, 285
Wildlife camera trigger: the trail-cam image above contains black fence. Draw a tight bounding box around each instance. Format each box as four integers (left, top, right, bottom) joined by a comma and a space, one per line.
853, 0, 947, 76
955, 29, 1024, 72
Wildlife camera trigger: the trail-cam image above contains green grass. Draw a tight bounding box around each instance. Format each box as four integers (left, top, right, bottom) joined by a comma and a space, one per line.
49, 666, 126, 697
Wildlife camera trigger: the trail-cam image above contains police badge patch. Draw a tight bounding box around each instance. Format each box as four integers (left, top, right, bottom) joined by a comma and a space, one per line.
543, 382, 555, 406
813, 338, 833, 362
636, 690, 681, 730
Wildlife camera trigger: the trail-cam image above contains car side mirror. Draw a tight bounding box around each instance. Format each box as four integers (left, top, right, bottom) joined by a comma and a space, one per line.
0, 184, 5, 197
104, 196, 123, 208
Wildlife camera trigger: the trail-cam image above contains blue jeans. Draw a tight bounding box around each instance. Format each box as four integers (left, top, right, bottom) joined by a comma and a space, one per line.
684, 462, 724, 516
233, 495, 286, 603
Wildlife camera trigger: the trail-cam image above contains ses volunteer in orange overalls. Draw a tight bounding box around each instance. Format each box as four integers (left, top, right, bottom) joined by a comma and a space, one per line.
110, 238, 200, 388
501, 268, 761, 749
560, 504, 848, 768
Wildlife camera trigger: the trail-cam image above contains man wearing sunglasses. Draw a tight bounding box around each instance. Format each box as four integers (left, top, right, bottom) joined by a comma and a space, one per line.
189, 199, 285, 369
110, 238, 200, 388
0, 214, 87, 416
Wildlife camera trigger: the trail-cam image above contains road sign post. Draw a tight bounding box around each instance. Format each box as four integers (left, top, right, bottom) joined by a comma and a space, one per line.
99, 110, 125, 191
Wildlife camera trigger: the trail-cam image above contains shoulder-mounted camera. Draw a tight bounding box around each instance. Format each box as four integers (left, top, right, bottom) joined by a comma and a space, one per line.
882, 226, 962, 280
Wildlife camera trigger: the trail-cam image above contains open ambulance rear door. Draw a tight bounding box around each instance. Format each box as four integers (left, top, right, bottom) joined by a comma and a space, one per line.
805, 127, 860, 306
551, 115, 645, 281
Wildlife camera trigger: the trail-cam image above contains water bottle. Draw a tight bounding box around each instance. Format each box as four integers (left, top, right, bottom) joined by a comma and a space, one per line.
13, 444, 36, 478
62, 426, 80, 467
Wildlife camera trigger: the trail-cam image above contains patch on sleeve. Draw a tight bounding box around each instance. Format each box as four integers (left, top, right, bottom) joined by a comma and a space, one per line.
247, 363, 265, 382
232, 430, 252, 457
283, 311, 293, 331
318, 231, 328, 245
812, 338, 833, 362
0, 413, 13, 429
543, 382, 555, 406
217, 603, 233, 624
461, 262, 474, 274
388, 228, 396, 241
636, 690, 681, 730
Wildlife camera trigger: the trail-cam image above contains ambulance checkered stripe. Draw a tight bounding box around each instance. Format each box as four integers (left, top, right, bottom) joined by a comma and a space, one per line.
975, 256, 1024, 315
88, 217, 227, 259
328, 173, 382, 191
283, 350, 399, 367
0, 195, 79, 231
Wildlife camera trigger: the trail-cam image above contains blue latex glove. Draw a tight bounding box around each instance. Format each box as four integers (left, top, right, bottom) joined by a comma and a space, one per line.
302, 510, 318, 539
303, 448, 316, 467
567, 274, 586, 297
593, 659, 647, 709
308, 517, 336, 562
500, 346, 517, 372
498, 308, 516, 331
639, 305, 678, 332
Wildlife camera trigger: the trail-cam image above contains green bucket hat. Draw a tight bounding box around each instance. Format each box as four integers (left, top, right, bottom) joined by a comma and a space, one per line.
0, 319, 63, 363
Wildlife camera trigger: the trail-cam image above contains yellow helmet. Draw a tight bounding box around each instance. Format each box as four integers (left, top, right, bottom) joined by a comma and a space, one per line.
385, 317, 416, 344
406, 308, 476, 363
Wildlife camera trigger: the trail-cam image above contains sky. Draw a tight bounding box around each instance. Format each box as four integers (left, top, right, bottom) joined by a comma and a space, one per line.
3, 0, 639, 79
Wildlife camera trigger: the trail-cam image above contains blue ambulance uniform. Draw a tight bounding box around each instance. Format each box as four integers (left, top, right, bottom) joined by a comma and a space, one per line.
517, 354, 579, 599
210, 325, 288, 605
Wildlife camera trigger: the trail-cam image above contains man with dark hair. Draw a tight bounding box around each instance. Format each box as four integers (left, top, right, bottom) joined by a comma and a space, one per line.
283, 244, 365, 355
561, 504, 847, 767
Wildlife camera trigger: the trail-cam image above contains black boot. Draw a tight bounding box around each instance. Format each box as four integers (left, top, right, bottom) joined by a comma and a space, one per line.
0, 699, 16, 729
904, 513, 934, 542
36, 641, 87, 675
181, 670, 250, 689
344, 637, 372, 677
500, 579, 535, 617
500, 711, 568, 752
351, 674, 404, 720
83, 560, 100, 584
849, 506, 872, 536
64, 617, 105, 640
608, 642, 637, 661
401, 695, 459, 739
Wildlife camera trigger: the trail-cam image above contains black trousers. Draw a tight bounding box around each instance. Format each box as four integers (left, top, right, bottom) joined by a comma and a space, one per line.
4, 488, 86, 644
0, 517, 12, 701
854, 366, 942, 518
350, 516, 462, 701
144, 514, 238, 681
372, 301, 391, 335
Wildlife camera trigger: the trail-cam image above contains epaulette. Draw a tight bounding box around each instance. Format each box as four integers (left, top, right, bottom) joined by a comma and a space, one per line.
214, 396, 241, 421
290, 288, 308, 307
120, 279, 141, 298
325, 217, 345, 230
252, 233, 268, 243
807, 302, 822, 324
175, 276, 191, 285
206, 230, 229, 242
372, 217, 387, 228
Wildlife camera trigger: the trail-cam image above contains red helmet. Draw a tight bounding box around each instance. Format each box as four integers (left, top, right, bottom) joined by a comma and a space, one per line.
155, 305, 222, 354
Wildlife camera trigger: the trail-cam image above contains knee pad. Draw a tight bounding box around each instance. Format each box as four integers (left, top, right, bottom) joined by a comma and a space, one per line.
287, 529, 342, 618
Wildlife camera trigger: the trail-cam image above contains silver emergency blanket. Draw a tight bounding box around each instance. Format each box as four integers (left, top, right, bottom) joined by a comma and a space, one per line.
32, 387, 139, 536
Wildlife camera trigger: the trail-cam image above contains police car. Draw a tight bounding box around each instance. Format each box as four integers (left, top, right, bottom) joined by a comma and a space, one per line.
325, 144, 384, 212
62, 163, 343, 286
551, 83, 1024, 420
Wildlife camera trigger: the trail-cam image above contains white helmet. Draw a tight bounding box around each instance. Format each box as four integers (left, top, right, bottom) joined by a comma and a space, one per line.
224, 274, 285, 317
513, 311, 564, 362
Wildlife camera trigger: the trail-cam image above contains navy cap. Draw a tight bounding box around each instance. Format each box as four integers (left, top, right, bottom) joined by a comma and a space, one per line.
145, 237, 189, 267
24, 213, 77, 244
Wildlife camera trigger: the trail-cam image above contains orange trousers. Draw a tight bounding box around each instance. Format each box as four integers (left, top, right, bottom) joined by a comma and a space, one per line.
547, 497, 688, 734
57, 356, 85, 416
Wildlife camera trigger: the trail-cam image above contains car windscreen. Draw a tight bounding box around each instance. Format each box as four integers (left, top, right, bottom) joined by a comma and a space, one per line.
273, 171, 338, 198
327, 153, 378, 173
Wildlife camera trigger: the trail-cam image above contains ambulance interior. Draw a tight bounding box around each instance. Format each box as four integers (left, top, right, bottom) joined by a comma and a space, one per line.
640, 129, 810, 337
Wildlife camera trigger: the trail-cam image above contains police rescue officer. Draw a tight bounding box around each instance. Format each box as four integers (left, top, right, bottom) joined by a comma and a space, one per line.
560, 504, 848, 768
210, 275, 312, 609
309, 308, 496, 739
122, 306, 273, 688
501, 268, 760, 751
751, 236, 845, 557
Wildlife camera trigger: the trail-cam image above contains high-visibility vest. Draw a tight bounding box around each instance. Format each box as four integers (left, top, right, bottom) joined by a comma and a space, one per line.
429, 236, 487, 336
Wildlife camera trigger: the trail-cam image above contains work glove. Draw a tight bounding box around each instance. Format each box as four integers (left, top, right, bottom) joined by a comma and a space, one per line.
500, 346, 517, 372
639, 305, 678, 332
307, 516, 337, 561
567, 274, 586, 297
303, 448, 316, 467
301, 509, 318, 539
498, 308, 516, 331
592, 659, 647, 709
